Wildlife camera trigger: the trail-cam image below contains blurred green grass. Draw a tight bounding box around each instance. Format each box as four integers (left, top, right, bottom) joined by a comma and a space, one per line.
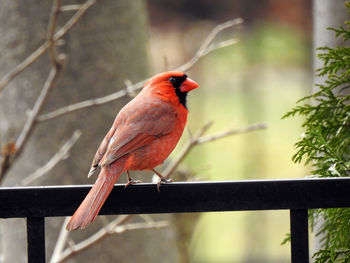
172, 23, 310, 263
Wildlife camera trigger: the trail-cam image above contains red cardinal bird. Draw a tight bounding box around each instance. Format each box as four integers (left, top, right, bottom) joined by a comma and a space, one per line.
66, 71, 199, 231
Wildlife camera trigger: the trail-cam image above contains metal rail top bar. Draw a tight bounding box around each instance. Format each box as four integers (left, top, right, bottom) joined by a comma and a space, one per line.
1, 178, 350, 218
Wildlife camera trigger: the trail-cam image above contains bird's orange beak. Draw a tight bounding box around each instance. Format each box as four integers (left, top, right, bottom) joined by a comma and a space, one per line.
180, 78, 199, 92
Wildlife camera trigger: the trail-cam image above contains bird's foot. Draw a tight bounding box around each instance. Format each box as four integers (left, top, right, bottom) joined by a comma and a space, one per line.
156, 176, 172, 192
124, 178, 143, 189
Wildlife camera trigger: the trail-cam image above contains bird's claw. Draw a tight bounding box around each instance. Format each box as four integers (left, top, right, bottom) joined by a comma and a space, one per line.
124, 179, 143, 189
156, 177, 172, 192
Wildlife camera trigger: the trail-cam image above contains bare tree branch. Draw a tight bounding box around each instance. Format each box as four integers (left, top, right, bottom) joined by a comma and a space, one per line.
50, 217, 71, 263
47, 0, 62, 67
0, 42, 50, 92
161, 122, 267, 179
15, 66, 63, 157
53, 0, 97, 42
36, 18, 243, 123
37, 85, 140, 122
161, 121, 213, 179
50, 215, 128, 263
197, 123, 268, 144
52, 215, 169, 263
60, 5, 83, 12
0, 65, 64, 179
0, 0, 98, 92
21, 130, 82, 186
177, 18, 243, 72
113, 220, 169, 233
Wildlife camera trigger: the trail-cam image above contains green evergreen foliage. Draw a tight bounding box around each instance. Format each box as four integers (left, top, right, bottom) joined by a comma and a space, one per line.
283, 3, 350, 262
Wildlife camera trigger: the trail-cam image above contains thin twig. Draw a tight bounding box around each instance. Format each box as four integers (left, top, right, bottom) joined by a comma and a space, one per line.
60, 5, 83, 12
37, 85, 138, 122
0, 42, 50, 92
50, 217, 71, 263
0, 65, 64, 178
53, 0, 97, 42
51, 215, 130, 263
15, 66, 63, 157
202, 39, 239, 57
162, 122, 267, 179
161, 121, 213, 179
197, 123, 268, 144
177, 18, 243, 72
36, 18, 243, 123
21, 130, 82, 186
51, 214, 129, 263
53, 215, 169, 263
0, 0, 98, 92
113, 220, 169, 233
47, 0, 62, 66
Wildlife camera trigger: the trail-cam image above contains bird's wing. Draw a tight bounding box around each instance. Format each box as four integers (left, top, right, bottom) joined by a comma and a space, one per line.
101, 99, 177, 167
88, 116, 121, 177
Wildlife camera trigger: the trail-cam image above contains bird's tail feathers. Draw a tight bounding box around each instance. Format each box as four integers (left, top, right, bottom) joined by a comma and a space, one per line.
66, 165, 124, 231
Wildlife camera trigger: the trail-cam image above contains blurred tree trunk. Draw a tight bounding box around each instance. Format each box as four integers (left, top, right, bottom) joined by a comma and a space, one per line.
0, 1, 179, 262
312, 0, 349, 259
313, 0, 348, 88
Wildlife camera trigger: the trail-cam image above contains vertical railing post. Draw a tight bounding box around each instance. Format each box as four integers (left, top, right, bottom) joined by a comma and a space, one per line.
27, 217, 46, 263
290, 209, 309, 263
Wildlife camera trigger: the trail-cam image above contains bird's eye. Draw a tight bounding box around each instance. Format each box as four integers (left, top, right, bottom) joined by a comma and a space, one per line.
169, 77, 176, 84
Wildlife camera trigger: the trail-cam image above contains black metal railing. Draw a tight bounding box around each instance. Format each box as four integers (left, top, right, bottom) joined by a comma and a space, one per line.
1, 177, 350, 263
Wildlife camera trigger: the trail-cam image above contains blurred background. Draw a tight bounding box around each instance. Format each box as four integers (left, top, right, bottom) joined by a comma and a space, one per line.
0, 0, 314, 262
147, 1, 311, 262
